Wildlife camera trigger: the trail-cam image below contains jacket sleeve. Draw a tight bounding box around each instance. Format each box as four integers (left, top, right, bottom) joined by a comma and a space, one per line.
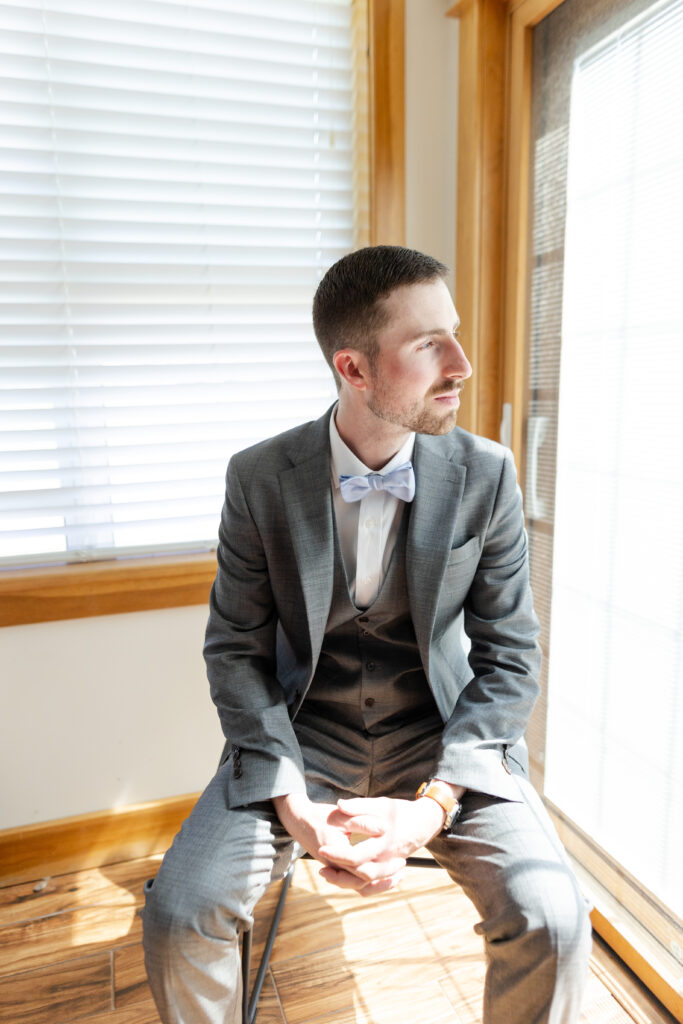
203, 456, 308, 807
433, 449, 542, 799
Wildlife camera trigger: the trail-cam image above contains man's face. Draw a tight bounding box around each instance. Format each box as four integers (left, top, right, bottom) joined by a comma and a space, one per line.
364, 278, 472, 435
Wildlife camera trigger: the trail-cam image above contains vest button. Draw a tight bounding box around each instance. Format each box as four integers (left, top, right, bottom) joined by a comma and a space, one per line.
366, 661, 376, 671
364, 697, 375, 707
361, 630, 369, 638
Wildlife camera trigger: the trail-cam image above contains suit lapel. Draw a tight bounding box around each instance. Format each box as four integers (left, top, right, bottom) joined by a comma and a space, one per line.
279, 413, 335, 666
277, 412, 468, 677
407, 435, 467, 671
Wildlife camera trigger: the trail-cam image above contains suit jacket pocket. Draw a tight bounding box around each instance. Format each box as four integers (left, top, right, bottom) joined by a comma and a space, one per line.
446, 536, 482, 565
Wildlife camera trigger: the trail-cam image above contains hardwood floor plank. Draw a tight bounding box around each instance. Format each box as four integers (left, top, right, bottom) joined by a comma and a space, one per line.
282, 961, 459, 1024
64, 997, 161, 1024
295, 983, 457, 1024
0, 952, 111, 1024
580, 974, 636, 1023
272, 899, 460, 1024
0, 856, 162, 927
114, 944, 151, 1009
438, 973, 484, 1024
0, 904, 141, 977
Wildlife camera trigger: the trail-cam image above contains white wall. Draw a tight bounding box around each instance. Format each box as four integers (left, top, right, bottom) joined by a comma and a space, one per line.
0, 3, 460, 831
0, 606, 221, 828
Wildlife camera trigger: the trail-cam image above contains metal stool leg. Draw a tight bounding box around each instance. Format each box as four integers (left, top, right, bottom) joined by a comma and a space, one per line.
241, 923, 253, 1024
241, 861, 296, 1024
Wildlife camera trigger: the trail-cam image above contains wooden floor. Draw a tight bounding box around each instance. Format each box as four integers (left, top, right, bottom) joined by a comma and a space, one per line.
0, 853, 676, 1024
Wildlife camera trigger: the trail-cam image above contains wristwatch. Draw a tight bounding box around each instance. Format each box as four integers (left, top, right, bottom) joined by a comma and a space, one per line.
416, 779, 462, 830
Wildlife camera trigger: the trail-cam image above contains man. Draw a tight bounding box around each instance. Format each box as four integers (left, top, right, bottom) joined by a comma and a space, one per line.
143, 246, 592, 1023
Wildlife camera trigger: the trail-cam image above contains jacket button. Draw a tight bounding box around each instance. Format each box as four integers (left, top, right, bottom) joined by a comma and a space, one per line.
364, 697, 375, 707
358, 616, 369, 623
366, 661, 376, 671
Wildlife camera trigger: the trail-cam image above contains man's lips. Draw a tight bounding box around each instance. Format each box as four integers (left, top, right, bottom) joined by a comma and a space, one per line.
433, 385, 463, 402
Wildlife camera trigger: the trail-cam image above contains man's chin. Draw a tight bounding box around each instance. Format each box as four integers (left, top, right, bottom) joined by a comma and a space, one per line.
418, 419, 457, 436
414, 409, 459, 436
433, 420, 458, 435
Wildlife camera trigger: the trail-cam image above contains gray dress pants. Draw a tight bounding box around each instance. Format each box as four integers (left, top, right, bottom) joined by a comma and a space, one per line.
143, 714, 592, 1024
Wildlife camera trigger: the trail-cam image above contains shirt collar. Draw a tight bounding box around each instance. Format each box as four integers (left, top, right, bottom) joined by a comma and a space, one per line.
329, 404, 416, 492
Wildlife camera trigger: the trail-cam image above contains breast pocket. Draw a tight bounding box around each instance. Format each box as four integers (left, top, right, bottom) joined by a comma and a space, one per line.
446, 536, 481, 566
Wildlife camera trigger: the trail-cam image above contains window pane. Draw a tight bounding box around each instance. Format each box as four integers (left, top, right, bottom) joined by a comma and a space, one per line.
524, 0, 683, 956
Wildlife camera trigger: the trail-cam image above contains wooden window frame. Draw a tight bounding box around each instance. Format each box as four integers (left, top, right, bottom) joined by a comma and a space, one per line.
447, 1, 683, 1016
0, 0, 405, 628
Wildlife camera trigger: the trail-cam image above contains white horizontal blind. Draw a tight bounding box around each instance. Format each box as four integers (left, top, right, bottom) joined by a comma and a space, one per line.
542, 0, 683, 924
0, 0, 358, 566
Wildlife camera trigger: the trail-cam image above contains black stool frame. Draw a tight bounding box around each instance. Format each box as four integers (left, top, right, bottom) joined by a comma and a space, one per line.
240, 854, 443, 1023
241, 861, 296, 1024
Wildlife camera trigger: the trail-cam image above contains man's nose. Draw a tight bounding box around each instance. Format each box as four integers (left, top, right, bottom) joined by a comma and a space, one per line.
443, 338, 473, 380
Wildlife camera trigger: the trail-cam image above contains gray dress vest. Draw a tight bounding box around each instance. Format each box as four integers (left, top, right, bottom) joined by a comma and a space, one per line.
302, 506, 441, 735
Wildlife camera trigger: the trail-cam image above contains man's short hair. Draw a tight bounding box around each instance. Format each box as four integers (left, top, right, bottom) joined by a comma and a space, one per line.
312, 245, 448, 386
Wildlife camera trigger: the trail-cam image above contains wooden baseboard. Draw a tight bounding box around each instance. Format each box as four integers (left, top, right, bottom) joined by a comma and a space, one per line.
0, 794, 199, 888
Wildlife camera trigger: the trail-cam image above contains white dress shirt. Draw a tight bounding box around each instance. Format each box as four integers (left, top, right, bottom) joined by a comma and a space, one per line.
329, 407, 415, 609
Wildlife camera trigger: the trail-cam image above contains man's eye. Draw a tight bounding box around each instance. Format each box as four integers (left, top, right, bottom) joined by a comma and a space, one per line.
418, 339, 435, 350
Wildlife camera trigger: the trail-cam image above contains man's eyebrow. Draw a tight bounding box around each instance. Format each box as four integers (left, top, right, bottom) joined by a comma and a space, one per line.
403, 320, 461, 343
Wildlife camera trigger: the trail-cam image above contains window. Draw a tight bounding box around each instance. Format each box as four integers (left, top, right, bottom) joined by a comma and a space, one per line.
536, 0, 682, 922
0, 0, 369, 568
522, 0, 682, 1008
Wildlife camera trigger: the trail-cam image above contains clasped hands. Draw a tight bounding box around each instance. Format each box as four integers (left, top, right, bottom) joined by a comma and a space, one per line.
272, 792, 445, 895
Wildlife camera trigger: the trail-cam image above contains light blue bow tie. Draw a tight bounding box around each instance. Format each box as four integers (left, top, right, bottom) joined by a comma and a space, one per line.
339, 462, 415, 503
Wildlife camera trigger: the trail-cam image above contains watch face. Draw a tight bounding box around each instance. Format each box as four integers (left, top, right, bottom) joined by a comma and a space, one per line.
445, 802, 462, 828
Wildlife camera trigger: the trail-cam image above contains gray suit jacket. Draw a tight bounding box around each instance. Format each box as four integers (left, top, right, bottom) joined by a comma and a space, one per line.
204, 406, 541, 807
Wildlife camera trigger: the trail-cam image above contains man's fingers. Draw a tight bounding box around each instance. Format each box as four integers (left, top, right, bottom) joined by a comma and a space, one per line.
318, 865, 370, 891
319, 865, 405, 895
353, 857, 406, 883
329, 805, 386, 836
337, 798, 382, 816
319, 843, 406, 880
341, 814, 387, 837
360, 871, 405, 895
318, 836, 385, 866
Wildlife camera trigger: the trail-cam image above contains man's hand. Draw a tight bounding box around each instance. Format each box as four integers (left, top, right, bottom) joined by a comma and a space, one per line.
272, 793, 405, 895
316, 796, 445, 891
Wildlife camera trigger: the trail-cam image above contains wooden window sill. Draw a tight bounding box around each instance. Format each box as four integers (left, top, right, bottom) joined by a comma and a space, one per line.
0, 553, 217, 627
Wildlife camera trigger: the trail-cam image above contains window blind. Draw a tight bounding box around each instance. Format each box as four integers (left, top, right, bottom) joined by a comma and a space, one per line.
0, 0, 361, 566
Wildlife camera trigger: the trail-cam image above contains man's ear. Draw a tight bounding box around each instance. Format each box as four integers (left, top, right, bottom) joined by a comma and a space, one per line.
332, 349, 371, 391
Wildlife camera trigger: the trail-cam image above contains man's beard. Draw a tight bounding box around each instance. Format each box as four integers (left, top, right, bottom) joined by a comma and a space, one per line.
366, 379, 463, 436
